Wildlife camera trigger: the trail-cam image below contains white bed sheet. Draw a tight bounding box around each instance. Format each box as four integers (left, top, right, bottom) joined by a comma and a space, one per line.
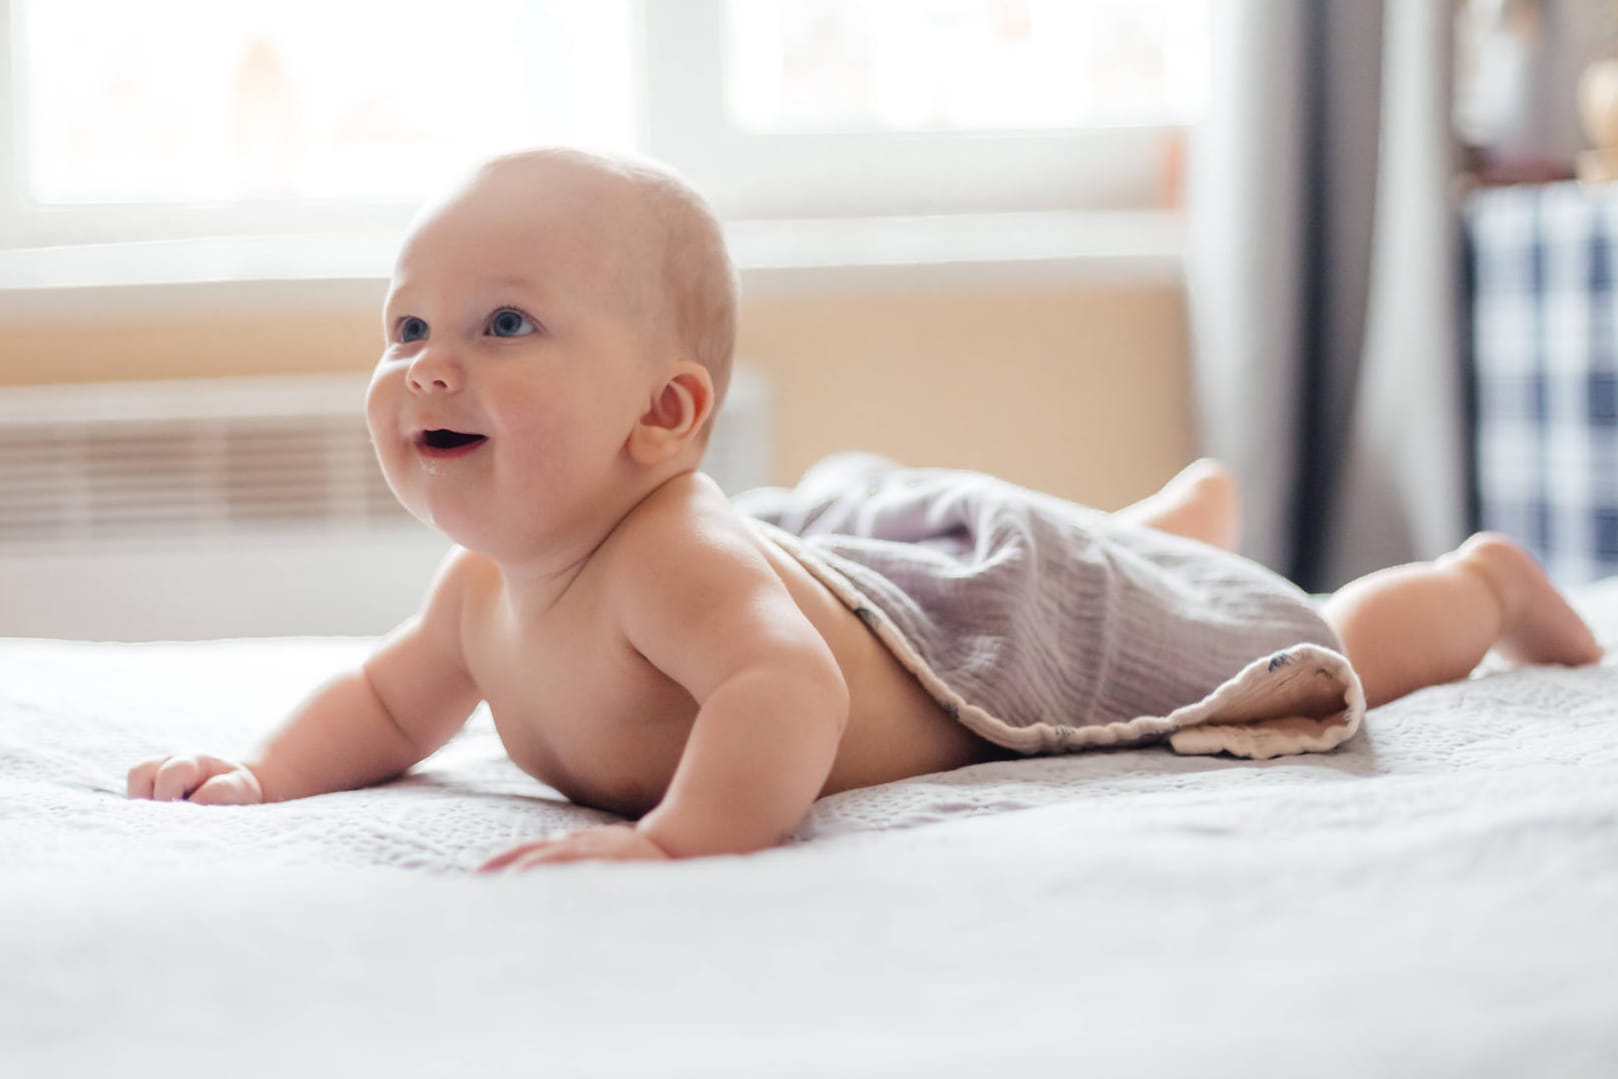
4, 581, 1618, 1077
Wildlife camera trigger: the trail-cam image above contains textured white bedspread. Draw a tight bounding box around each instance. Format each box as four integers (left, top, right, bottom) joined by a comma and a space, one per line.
4, 582, 1618, 1078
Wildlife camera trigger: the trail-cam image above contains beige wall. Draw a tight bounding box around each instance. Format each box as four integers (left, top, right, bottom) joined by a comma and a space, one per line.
0, 276, 1193, 510
740, 281, 1193, 509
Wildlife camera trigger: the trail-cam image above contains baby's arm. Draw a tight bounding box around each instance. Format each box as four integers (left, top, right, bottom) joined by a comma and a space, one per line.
127, 549, 483, 804
629, 519, 848, 857
470, 484, 849, 872
482, 510, 842, 870
619, 510, 849, 859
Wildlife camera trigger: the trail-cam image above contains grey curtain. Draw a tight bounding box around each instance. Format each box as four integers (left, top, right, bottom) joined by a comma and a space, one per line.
1186, 0, 1467, 591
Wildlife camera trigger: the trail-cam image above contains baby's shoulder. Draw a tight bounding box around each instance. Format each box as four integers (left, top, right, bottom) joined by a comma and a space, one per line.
613, 470, 746, 544
419, 544, 500, 624
601, 471, 771, 591
430, 543, 500, 594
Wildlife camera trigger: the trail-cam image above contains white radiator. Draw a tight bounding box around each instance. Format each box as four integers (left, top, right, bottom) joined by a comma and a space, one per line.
0, 368, 771, 641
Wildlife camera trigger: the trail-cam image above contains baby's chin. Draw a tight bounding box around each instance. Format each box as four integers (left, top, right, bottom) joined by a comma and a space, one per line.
395, 491, 484, 548
409, 505, 547, 565
413, 507, 494, 553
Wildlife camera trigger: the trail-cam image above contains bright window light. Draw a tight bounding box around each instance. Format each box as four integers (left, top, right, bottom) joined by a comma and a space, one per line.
16, 0, 636, 206
724, 0, 1209, 133
1, 0, 1208, 247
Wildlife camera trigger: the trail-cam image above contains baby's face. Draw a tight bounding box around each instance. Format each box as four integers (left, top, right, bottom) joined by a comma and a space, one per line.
367, 160, 668, 561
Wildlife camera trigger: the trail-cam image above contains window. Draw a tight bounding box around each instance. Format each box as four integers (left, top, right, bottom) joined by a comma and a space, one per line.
673, 0, 1207, 218
1, 0, 637, 247
0, 0, 1207, 250
729, 0, 1204, 132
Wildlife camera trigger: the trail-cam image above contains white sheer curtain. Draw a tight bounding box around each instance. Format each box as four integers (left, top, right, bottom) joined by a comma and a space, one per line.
1185, 0, 1467, 590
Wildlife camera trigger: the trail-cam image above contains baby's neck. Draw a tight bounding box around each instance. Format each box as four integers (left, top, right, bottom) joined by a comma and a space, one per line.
491, 463, 695, 621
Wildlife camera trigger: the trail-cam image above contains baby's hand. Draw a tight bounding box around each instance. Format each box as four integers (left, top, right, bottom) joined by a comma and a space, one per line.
126, 754, 265, 805
476, 824, 672, 873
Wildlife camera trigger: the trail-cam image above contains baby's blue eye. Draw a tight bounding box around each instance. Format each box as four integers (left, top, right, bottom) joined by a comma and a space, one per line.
487, 308, 536, 338
398, 316, 429, 343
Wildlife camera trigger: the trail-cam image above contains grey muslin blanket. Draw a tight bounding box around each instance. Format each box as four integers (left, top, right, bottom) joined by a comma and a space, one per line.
733, 454, 1365, 760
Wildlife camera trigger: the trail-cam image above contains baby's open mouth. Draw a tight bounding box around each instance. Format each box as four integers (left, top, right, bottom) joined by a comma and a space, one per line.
417, 429, 489, 457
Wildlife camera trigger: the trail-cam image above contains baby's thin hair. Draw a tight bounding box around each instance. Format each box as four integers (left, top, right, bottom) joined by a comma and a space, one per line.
479, 147, 739, 440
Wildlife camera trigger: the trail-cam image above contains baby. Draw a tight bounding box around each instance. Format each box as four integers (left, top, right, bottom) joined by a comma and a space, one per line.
127, 148, 1604, 869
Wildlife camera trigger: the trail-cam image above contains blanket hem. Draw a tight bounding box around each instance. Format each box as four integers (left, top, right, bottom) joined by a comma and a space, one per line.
752, 520, 1367, 760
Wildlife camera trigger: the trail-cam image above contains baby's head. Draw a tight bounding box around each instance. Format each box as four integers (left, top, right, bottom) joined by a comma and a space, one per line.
367, 148, 737, 560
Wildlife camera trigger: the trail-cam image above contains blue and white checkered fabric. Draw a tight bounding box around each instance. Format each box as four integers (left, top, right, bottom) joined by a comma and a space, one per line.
1466, 182, 1618, 586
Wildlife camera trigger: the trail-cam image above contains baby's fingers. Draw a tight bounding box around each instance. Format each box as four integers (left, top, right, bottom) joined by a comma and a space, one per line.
126, 759, 163, 799
146, 755, 241, 802
150, 755, 208, 801
189, 769, 263, 806
477, 826, 668, 872
477, 842, 544, 874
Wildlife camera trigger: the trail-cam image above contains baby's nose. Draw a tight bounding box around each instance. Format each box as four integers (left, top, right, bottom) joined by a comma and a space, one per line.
407, 351, 462, 393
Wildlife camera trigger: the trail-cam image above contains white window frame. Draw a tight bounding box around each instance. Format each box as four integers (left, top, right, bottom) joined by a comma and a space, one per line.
0, 0, 21, 248
0, 0, 428, 249
643, 0, 1175, 221
0, 0, 1181, 252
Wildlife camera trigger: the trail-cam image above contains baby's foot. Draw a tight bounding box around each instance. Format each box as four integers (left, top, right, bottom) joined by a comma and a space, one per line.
1451, 533, 1605, 667
1122, 458, 1240, 551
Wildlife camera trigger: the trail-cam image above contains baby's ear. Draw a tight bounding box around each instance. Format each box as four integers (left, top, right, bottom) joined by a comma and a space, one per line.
628, 361, 715, 466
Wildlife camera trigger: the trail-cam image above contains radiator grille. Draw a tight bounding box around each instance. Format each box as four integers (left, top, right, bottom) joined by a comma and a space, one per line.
0, 376, 412, 551
0, 368, 771, 552
0, 369, 771, 639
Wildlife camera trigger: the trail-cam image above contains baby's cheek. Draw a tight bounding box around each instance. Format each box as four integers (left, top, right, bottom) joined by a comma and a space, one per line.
505, 405, 579, 462
363, 382, 403, 454
361, 413, 410, 500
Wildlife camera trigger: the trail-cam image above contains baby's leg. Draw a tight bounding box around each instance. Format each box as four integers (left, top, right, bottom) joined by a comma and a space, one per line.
1321, 533, 1603, 708
1113, 458, 1239, 551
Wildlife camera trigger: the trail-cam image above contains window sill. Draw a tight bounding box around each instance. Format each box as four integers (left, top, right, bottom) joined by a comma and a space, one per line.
0, 210, 1183, 315
731, 210, 1184, 294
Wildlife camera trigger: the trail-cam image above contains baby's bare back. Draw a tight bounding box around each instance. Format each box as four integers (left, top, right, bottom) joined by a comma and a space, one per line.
454, 474, 1003, 818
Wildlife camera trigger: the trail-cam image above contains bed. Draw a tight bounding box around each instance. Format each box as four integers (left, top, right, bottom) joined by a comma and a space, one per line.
4, 580, 1618, 1078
